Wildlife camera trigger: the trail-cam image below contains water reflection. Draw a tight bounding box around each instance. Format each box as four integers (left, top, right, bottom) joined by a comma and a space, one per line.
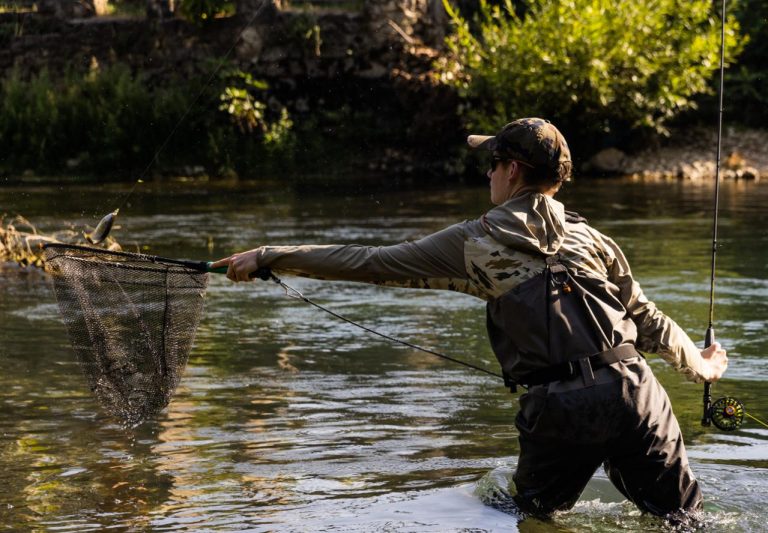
1, 178, 767, 531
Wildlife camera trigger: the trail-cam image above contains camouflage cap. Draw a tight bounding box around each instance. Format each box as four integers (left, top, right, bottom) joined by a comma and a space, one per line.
467, 118, 571, 180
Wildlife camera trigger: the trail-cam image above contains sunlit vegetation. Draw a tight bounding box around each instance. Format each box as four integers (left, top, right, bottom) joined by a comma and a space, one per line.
218, 70, 293, 143
437, 0, 745, 145
0, 2, 36, 13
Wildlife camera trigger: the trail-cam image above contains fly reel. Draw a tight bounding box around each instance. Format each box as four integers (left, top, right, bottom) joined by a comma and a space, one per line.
708, 396, 745, 431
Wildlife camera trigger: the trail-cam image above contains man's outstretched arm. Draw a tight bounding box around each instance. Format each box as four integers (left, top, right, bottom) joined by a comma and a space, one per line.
211, 221, 486, 298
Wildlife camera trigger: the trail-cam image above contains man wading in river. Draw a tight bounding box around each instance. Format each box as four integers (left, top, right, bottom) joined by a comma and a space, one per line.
212, 118, 729, 519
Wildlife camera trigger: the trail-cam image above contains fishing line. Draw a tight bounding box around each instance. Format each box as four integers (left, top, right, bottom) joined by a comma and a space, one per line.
745, 412, 768, 430
259, 270, 504, 380
120, 7, 270, 211
88, 5, 272, 243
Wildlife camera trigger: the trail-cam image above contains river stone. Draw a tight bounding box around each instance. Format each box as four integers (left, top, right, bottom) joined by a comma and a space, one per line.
726, 167, 761, 180
740, 166, 760, 180
589, 147, 627, 174
677, 163, 703, 180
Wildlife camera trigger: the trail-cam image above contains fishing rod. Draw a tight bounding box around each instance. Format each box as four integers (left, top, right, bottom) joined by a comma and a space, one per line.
699, 0, 768, 433
85, 4, 271, 245
700, 0, 728, 430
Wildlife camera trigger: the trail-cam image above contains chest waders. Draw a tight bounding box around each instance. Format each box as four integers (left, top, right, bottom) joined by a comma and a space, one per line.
486, 219, 641, 393
484, 215, 703, 518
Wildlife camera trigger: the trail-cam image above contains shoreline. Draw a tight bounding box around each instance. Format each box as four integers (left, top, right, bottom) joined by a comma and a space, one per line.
1, 126, 766, 185
587, 126, 766, 181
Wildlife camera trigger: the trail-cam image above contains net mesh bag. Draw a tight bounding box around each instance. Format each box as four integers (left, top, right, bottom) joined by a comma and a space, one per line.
43, 244, 209, 425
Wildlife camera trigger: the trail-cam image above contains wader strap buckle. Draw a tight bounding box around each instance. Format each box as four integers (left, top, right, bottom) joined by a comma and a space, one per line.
578, 357, 596, 388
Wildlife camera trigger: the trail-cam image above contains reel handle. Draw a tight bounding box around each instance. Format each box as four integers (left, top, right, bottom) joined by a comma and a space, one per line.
701, 327, 715, 427
252, 267, 274, 281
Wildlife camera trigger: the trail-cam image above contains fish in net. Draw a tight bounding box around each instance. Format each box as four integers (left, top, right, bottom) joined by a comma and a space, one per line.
43, 243, 209, 426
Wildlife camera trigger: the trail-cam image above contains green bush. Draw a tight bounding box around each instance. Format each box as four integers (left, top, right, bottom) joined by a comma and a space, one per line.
0, 63, 293, 177
218, 70, 293, 145
0, 65, 194, 174
438, 0, 744, 150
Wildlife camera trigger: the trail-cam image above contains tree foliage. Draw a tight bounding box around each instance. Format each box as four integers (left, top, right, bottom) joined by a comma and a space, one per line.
437, 0, 744, 146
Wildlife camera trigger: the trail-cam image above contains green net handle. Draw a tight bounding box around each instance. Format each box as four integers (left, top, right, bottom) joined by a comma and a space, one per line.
206, 264, 228, 274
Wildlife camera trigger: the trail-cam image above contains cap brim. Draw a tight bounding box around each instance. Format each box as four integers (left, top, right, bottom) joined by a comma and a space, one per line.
467, 135, 496, 150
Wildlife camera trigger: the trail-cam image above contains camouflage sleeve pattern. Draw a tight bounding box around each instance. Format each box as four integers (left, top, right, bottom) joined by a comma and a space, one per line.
463, 233, 545, 299
598, 232, 707, 383
371, 276, 486, 299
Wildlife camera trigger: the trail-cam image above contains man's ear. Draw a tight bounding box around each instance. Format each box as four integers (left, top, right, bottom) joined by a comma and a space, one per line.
506, 160, 520, 183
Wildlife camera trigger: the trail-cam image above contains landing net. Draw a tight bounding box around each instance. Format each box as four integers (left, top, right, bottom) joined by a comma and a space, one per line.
43, 244, 209, 426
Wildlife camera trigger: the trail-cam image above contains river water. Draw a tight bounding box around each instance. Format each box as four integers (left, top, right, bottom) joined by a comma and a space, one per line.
1, 178, 766, 531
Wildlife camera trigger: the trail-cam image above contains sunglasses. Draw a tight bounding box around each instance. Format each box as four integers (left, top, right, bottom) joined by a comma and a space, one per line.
490, 157, 509, 172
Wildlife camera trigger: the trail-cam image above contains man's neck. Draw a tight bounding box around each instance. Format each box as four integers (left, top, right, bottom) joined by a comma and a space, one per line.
507, 184, 558, 200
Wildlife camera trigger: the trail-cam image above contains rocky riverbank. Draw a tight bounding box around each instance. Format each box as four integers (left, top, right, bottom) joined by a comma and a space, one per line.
587, 126, 766, 181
